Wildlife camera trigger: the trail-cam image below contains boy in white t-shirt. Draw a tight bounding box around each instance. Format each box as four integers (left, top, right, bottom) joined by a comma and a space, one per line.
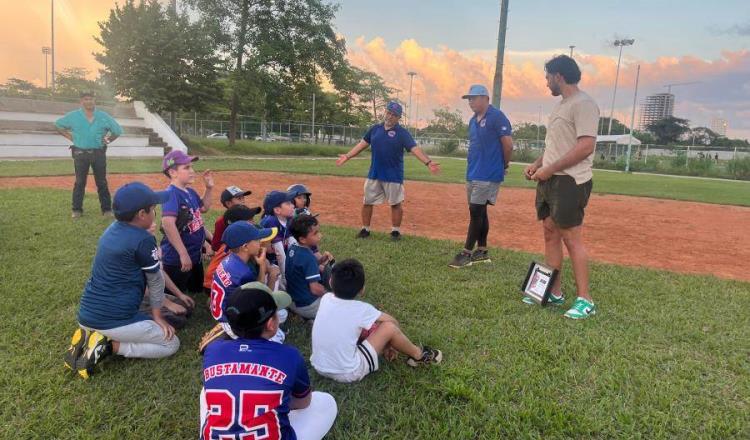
311, 259, 442, 383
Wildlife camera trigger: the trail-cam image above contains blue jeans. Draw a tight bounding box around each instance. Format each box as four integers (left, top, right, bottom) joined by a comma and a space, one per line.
71, 147, 111, 213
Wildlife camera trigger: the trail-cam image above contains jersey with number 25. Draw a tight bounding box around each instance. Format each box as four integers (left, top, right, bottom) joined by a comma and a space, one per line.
201, 338, 312, 440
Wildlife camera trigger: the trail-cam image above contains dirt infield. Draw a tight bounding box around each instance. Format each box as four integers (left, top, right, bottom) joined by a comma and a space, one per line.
2, 170, 749, 282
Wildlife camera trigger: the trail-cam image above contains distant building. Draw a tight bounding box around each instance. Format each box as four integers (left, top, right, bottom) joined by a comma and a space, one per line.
711, 118, 728, 137
639, 93, 674, 131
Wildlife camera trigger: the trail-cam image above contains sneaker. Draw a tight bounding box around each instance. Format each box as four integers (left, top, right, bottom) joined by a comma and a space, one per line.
407, 346, 443, 367
356, 228, 371, 239
470, 249, 491, 264
522, 292, 565, 306
448, 251, 472, 268
77, 331, 113, 379
71, 211, 82, 219
63, 327, 88, 371
564, 297, 597, 320
390, 230, 401, 241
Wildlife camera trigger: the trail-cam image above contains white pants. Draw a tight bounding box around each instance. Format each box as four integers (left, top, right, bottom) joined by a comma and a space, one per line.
200, 389, 337, 440
82, 320, 180, 359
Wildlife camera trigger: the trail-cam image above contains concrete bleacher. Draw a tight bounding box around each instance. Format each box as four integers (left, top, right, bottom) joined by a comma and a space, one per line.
0, 97, 177, 158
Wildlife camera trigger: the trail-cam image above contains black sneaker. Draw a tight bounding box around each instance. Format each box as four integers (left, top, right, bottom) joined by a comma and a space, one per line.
356, 228, 371, 239
448, 251, 472, 268
407, 346, 443, 367
470, 249, 491, 264
76, 331, 113, 379
390, 230, 401, 241
64, 327, 88, 371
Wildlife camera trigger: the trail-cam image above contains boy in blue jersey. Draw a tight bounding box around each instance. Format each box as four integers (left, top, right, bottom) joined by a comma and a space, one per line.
64, 182, 179, 379
285, 215, 334, 320
260, 190, 296, 283
337, 101, 440, 241
200, 282, 337, 440
160, 150, 215, 294
209, 221, 286, 343
449, 85, 514, 268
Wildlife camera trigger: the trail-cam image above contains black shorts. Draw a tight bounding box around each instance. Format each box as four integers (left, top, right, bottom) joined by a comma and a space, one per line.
163, 263, 205, 294
535, 175, 593, 229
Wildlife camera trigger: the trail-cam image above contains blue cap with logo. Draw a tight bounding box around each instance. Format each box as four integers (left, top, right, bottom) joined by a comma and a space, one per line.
113, 182, 170, 216
386, 101, 403, 117
263, 190, 295, 215
222, 222, 278, 248
462, 84, 490, 99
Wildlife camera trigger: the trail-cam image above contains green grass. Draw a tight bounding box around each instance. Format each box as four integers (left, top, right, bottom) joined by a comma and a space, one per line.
1, 155, 750, 206
1, 188, 749, 438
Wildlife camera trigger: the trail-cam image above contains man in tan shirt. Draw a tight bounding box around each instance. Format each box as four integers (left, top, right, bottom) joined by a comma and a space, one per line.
524, 55, 600, 320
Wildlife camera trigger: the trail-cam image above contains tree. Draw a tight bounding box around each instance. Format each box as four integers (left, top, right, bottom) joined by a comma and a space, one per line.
423, 107, 467, 137
53, 67, 114, 100
186, 0, 348, 145
0, 78, 45, 97
598, 117, 628, 135
647, 116, 691, 145
512, 122, 546, 141
95, 0, 221, 114
690, 127, 719, 146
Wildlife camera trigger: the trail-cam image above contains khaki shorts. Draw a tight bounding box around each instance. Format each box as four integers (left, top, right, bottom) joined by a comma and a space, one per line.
363, 179, 405, 206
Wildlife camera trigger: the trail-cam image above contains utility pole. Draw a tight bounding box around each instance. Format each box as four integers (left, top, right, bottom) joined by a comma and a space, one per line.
569, 45, 575, 57
492, 0, 509, 107
311, 93, 316, 143
42, 47, 51, 88
607, 38, 634, 135
51, 0, 55, 92
625, 65, 641, 172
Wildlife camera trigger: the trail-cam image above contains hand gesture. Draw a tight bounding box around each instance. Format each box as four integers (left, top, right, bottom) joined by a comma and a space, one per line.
336, 154, 349, 166
427, 161, 441, 175
202, 169, 215, 188
524, 163, 539, 180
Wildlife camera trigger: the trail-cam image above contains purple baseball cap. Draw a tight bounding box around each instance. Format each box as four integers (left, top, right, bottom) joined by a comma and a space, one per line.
386, 101, 403, 117
162, 150, 198, 172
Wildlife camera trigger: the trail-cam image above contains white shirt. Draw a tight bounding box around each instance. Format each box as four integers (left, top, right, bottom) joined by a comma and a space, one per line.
311, 293, 382, 374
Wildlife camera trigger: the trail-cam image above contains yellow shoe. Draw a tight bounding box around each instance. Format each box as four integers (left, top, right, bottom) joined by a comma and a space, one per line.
76, 331, 112, 379
63, 327, 88, 371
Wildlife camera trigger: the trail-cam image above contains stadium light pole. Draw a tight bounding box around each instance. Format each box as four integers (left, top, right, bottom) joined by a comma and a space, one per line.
414, 93, 420, 137
625, 64, 640, 173
407, 71, 417, 128
569, 45, 575, 57
607, 38, 634, 135
42, 47, 51, 89
50, 0, 55, 92
492, 0, 510, 107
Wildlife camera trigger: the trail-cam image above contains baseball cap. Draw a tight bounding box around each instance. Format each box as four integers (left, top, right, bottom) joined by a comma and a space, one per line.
112, 182, 169, 216
221, 185, 253, 204
462, 84, 490, 99
386, 101, 403, 117
263, 190, 295, 215
162, 150, 199, 172
222, 222, 277, 248
225, 282, 292, 334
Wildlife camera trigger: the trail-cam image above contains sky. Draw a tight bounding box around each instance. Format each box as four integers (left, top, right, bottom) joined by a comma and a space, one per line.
1, 0, 748, 138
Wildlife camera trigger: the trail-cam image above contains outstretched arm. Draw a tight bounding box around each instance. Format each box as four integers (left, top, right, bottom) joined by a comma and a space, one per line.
337, 140, 370, 166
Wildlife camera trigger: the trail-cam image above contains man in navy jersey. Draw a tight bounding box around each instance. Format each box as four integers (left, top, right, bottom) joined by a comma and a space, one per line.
337, 101, 440, 241
200, 282, 337, 440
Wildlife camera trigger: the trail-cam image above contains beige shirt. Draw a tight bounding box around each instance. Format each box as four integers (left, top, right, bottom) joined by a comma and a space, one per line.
543, 91, 600, 184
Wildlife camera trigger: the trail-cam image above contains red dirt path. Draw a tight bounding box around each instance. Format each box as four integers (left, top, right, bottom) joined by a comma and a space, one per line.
2, 171, 748, 282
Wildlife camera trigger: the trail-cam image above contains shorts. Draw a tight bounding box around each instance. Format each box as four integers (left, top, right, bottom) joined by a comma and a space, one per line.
535, 175, 593, 229
466, 180, 501, 205
317, 340, 379, 383
290, 298, 321, 320
163, 262, 204, 294
363, 179, 405, 206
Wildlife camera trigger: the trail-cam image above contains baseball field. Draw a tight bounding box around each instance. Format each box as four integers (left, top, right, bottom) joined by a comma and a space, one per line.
1, 156, 748, 438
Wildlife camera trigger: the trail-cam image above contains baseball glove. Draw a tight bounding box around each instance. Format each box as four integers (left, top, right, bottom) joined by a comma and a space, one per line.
198, 323, 226, 354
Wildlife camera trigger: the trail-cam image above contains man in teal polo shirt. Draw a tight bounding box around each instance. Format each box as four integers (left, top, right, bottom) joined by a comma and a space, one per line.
449, 85, 513, 268
56, 92, 123, 218
337, 101, 440, 241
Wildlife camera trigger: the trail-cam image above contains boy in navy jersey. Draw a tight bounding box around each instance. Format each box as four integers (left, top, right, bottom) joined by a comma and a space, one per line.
200, 283, 337, 440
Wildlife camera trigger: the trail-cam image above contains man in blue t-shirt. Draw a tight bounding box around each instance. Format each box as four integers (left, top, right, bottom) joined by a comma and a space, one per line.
65, 182, 180, 379
200, 282, 337, 440
449, 85, 513, 268
337, 101, 440, 241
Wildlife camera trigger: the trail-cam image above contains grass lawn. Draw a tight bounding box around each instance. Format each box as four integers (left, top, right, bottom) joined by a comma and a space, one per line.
1, 156, 749, 206
1, 188, 748, 439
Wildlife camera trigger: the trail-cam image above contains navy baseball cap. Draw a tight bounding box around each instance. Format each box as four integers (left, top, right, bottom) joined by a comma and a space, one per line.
263, 190, 295, 215
225, 282, 292, 333
222, 222, 277, 248
221, 185, 252, 204
112, 182, 169, 216
162, 150, 198, 171
386, 101, 403, 117
462, 84, 490, 99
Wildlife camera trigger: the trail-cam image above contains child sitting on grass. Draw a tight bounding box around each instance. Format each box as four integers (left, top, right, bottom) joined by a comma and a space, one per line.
311, 258, 442, 383
285, 215, 334, 320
